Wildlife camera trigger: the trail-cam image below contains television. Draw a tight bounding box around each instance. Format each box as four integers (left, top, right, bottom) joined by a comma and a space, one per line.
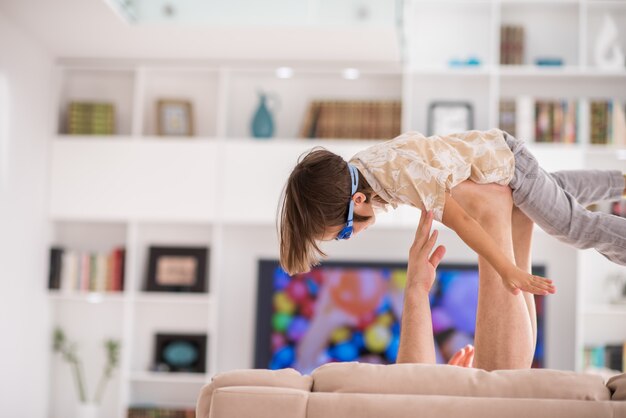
255, 260, 545, 374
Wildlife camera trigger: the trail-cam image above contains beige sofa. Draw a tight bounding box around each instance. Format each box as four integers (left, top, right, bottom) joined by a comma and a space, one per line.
197, 362, 626, 418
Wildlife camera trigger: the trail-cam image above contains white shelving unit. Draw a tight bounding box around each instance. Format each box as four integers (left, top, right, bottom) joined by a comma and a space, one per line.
47, 1, 625, 416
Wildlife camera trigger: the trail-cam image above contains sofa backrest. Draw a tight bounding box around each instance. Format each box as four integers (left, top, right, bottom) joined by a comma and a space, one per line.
196, 364, 626, 418
312, 362, 611, 401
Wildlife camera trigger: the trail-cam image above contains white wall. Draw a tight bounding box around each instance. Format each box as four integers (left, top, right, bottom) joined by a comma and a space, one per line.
0, 10, 53, 418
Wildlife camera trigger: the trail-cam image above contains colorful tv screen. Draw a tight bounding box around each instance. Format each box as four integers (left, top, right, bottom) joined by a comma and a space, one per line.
255, 260, 545, 374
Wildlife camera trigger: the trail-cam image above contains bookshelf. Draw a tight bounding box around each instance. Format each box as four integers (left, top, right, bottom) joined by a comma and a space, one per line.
47, 1, 625, 416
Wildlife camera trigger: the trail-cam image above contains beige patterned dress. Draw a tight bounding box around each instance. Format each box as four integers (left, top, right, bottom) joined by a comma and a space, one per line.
349, 128, 516, 222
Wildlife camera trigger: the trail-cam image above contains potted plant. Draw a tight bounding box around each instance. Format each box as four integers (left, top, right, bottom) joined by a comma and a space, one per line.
52, 327, 120, 418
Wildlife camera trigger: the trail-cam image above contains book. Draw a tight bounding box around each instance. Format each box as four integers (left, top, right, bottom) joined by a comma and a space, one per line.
63, 251, 79, 292
590, 101, 609, 145
127, 407, 195, 418
48, 248, 64, 290
535, 101, 551, 142
563, 100, 577, 144
612, 100, 626, 146
300, 100, 402, 140
89, 253, 97, 291
606, 344, 624, 372
112, 247, 126, 292
516, 96, 535, 142
592, 346, 605, 368
500, 25, 525, 65
499, 100, 516, 137
95, 253, 108, 292
67, 102, 115, 135
49, 246, 125, 293
523, 99, 580, 143
583, 343, 626, 372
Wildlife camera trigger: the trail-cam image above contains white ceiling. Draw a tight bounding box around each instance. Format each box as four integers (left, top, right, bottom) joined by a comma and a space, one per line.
0, 0, 400, 63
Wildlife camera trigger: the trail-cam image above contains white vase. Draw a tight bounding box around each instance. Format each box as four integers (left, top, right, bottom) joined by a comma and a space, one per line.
75, 403, 99, 418
594, 13, 625, 69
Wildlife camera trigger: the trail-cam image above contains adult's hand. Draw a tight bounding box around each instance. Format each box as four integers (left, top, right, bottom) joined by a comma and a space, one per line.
448, 345, 475, 368
406, 210, 446, 294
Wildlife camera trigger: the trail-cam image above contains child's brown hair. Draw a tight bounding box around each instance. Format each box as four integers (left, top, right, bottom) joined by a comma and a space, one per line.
278, 147, 376, 275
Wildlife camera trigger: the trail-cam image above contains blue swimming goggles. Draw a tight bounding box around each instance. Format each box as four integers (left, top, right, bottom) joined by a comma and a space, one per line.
335, 163, 359, 240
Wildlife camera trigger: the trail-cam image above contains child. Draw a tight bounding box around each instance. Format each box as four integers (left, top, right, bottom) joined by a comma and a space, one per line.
279, 129, 626, 295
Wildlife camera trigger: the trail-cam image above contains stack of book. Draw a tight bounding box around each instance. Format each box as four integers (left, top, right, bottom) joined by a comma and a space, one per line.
48, 247, 125, 293
67, 102, 115, 135
127, 407, 195, 418
583, 343, 626, 372
500, 25, 525, 65
590, 100, 626, 145
534, 100, 579, 143
300, 100, 402, 140
499, 100, 517, 137
499, 98, 579, 143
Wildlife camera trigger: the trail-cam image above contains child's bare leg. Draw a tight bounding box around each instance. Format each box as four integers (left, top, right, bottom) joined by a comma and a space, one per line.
450, 181, 534, 370
512, 206, 537, 351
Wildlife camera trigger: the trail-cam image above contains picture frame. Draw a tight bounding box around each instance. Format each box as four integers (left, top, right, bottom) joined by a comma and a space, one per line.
146, 246, 208, 293
153, 333, 207, 373
157, 99, 194, 136
427, 101, 474, 136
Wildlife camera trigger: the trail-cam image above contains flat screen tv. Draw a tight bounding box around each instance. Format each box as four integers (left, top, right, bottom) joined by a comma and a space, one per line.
255, 260, 545, 374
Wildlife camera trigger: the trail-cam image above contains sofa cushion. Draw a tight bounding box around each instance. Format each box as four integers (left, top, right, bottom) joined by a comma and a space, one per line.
607, 373, 626, 401
196, 368, 313, 418
209, 386, 309, 418
307, 392, 619, 418
312, 362, 611, 401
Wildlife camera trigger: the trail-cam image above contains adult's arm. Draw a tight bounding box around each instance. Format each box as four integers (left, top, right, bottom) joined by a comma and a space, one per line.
396, 210, 444, 364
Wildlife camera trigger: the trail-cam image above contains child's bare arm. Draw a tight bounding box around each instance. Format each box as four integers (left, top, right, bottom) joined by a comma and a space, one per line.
441, 193, 556, 295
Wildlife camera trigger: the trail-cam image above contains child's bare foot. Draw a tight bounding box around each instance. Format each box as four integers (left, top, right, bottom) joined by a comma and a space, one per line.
502, 267, 556, 296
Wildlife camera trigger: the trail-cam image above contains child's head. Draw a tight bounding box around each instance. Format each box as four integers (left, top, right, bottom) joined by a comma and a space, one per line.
279, 147, 377, 275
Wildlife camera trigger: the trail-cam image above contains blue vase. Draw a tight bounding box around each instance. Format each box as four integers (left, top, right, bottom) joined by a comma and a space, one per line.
251, 93, 274, 139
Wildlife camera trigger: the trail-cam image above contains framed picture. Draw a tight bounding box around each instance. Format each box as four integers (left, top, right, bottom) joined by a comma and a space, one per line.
427, 101, 474, 136
146, 246, 208, 293
153, 333, 207, 373
157, 99, 194, 136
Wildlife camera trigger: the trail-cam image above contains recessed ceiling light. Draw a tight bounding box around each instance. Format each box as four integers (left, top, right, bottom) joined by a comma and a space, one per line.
87, 293, 103, 304
275, 67, 294, 79
342, 68, 360, 80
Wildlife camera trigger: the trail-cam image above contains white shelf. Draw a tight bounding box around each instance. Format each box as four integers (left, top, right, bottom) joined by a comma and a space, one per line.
48, 291, 127, 303
500, 0, 580, 3
129, 371, 209, 384
408, 67, 491, 76
134, 292, 212, 305
498, 66, 626, 77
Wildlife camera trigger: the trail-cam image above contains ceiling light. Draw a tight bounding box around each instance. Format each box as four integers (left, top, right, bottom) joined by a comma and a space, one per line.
342, 68, 360, 80
87, 293, 103, 304
275, 67, 294, 79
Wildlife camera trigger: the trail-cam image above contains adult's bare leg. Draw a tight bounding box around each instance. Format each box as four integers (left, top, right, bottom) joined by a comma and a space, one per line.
450, 181, 535, 370
512, 206, 537, 351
